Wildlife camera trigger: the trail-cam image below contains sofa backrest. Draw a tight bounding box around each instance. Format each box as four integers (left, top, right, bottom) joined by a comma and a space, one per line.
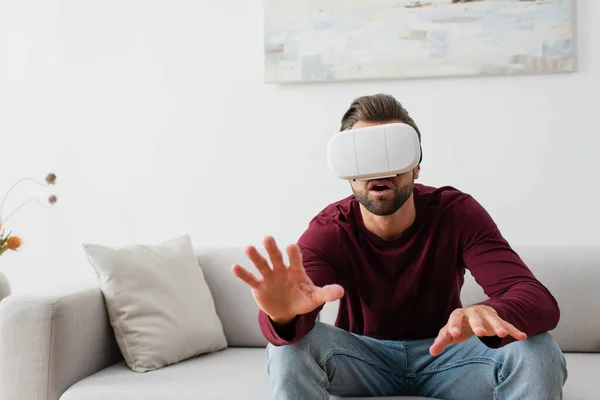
196, 245, 600, 352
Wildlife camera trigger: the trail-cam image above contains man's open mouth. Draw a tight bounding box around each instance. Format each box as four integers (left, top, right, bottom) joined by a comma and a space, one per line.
367, 179, 392, 192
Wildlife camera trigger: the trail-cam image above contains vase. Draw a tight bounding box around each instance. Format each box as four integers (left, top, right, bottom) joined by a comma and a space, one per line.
0, 269, 11, 301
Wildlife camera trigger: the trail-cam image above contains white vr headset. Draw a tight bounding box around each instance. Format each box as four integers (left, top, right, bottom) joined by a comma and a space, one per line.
327, 123, 422, 181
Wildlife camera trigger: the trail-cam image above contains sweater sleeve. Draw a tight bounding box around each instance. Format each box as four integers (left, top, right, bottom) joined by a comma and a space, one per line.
457, 195, 560, 348
258, 223, 340, 346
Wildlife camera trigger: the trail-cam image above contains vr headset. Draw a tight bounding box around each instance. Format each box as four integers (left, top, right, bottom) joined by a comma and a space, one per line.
327, 123, 422, 181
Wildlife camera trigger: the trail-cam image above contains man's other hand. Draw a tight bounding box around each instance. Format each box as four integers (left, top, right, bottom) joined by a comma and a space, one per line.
429, 304, 527, 356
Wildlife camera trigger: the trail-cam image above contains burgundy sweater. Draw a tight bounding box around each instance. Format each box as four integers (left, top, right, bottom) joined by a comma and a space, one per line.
258, 184, 560, 348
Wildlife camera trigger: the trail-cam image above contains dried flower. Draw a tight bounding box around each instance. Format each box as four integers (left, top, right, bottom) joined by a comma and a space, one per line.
0, 172, 59, 257
45, 173, 57, 185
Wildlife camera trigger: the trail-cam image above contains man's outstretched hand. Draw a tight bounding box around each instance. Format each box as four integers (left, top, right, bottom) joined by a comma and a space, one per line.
429, 304, 527, 356
231, 236, 344, 325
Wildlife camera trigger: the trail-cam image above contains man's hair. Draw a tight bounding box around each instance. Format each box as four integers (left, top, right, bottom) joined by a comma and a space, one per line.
339, 94, 421, 141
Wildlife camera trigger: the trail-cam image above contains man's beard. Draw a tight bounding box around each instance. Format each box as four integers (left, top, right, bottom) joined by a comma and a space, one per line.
352, 180, 414, 216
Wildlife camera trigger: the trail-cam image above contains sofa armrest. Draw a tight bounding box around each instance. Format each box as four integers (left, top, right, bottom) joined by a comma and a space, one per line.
0, 283, 122, 400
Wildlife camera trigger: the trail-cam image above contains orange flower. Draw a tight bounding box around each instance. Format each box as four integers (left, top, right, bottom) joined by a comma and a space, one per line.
6, 236, 22, 251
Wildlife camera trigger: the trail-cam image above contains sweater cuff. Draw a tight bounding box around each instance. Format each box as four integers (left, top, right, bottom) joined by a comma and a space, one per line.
258, 311, 302, 346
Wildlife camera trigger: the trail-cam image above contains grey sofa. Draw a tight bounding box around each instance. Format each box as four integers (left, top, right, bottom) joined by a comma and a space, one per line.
0, 246, 598, 400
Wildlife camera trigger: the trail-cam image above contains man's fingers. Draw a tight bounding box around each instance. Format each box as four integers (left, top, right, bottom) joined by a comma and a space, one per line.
447, 309, 465, 338
465, 308, 488, 336
502, 320, 528, 341
245, 245, 272, 277
468, 307, 527, 340
287, 243, 304, 271
263, 236, 286, 270
314, 284, 345, 303
486, 315, 509, 338
430, 327, 452, 356
231, 264, 261, 289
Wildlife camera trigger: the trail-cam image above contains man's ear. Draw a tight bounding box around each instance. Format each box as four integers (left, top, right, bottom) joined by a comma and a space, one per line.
413, 165, 421, 180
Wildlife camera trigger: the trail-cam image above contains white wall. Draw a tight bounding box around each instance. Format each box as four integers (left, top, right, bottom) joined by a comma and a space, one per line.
0, 1, 597, 294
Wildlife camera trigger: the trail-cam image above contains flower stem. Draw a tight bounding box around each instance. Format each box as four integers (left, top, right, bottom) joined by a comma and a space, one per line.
1, 197, 50, 225
0, 178, 49, 221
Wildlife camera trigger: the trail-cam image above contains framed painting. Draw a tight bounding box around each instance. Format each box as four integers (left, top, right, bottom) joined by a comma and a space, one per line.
263, 0, 575, 83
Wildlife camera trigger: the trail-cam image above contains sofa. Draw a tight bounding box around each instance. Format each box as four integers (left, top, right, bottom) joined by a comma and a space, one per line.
0, 245, 598, 400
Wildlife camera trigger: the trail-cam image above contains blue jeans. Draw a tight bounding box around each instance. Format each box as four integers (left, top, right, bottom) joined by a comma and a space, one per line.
266, 322, 567, 400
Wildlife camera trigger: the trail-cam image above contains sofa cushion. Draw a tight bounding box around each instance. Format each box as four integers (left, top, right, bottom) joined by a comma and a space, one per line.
561, 353, 600, 400
58, 348, 598, 400
83, 235, 228, 372
59, 349, 270, 400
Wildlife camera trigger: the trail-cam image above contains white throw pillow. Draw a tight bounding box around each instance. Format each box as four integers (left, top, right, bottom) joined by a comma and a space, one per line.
83, 235, 228, 372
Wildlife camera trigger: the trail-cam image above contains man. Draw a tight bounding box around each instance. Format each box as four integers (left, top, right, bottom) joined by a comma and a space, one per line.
232, 93, 567, 399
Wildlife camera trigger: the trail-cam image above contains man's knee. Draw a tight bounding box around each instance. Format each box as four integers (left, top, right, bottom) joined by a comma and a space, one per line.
503, 332, 567, 382
513, 333, 564, 363
266, 322, 331, 372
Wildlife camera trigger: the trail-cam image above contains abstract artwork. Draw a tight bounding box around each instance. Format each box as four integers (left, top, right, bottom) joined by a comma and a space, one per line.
263, 0, 575, 83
